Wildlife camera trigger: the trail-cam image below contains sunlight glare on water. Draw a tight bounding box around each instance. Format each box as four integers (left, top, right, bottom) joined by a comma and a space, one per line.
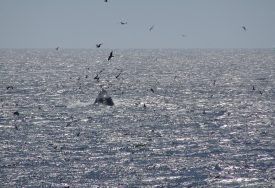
0, 49, 274, 187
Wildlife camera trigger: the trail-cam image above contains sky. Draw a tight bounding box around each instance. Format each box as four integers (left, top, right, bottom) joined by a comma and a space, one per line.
0, 0, 275, 49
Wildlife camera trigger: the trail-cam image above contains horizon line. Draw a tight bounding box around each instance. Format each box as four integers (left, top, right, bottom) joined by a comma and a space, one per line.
0, 47, 274, 50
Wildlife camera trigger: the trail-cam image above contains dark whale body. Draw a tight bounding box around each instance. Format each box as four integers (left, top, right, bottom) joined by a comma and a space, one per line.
94, 89, 114, 106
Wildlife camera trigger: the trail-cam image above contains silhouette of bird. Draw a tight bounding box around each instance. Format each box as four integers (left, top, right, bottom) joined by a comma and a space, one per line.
150, 88, 154, 93
94, 74, 99, 82
115, 71, 122, 79
252, 85, 255, 90
66, 122, 72, 127
104, 0, 108, 2
93, 69, 104, 82
149, 25, 154, 32
6, 86, 14, 90
76, 132, 81, 137
242, 26, 247, 31
96, 43, 103, 48
120, 21, 127, 25
108, 51, 114, 61
55, 47, 59, 51
213, 80, 216, 86
13, 111, 19, 116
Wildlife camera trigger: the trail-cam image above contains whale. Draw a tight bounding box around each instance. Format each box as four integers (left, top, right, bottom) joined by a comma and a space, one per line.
94, 89, 114, 106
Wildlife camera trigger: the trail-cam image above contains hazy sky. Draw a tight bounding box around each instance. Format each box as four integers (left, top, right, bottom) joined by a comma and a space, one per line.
0, 0, 275, 49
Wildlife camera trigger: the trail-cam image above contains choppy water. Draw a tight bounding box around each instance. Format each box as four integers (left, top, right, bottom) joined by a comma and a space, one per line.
0, 49, 274, 187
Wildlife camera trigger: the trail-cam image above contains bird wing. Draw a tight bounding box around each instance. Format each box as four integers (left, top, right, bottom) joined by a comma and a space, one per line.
108, 52, 113, 61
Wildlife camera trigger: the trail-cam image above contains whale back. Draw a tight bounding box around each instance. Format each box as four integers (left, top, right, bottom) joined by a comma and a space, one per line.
94, 89, 114, 106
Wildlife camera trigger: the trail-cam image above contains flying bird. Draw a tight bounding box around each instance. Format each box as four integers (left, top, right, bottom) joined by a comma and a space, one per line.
6, 86, 14, 90
94, 74, 100, 82
213, 80, 216, 86
98, 69, 104, 74
104, 0, 108, 2
13, 111, 19, 116
115, 72, 122, 79
94, 69, 104, 82
115, 70, 123, 79
108, 51, 114, 61
149, 25, 154, 32
242, 26, 247, 31
120, 21, 127, 25
96, 43, 103, 48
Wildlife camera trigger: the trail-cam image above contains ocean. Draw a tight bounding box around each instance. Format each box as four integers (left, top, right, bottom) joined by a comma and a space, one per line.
0, 49, 274, 187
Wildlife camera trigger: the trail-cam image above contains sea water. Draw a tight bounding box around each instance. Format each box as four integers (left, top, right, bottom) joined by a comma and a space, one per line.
0, 49, 274, 187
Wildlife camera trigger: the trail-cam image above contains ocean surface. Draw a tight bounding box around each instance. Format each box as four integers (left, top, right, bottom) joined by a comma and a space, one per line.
0, 49, 274, 187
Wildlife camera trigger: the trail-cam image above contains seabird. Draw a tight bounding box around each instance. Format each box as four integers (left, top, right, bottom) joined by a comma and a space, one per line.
96, 43, 103, 48
120, 21, 127, 25
115, 72, 122, 79
94, 69, 104, 81
115, 69, 123, 79
108, 51, 114, 61
55, 47, 59, 51
98, 69, 104, 74
242, 26, 247, 31
66, 122, 72, 127
6, 86, 14, 90
150, 88, 154, 93
149, 25, 154, 32
94, 74, 99, 82
13, 111, 19, 116
104, 0, 108, 2
213, 80, 216, 86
